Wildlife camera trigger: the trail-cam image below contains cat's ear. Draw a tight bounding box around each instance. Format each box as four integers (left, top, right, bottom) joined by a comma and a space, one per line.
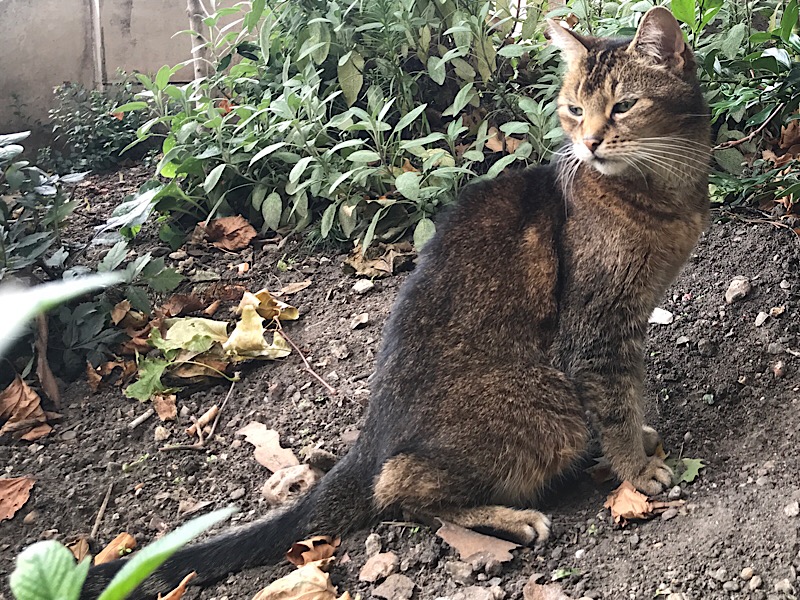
547, 19, 589, 63
628, 7, 689, 72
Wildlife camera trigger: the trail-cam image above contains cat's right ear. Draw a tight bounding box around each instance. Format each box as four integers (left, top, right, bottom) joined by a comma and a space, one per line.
546, 19, 589, 64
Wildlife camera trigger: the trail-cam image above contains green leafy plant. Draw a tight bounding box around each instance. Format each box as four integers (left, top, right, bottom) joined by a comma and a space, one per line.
9, 507, 235, 600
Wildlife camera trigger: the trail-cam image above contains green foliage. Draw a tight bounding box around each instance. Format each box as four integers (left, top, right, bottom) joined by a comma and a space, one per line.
39, 78, 150, 173
9, 507, 235, 600
105, 0, 563, 249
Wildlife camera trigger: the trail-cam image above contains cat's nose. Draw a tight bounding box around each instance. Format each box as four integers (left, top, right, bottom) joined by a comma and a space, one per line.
583, 136, 602, 153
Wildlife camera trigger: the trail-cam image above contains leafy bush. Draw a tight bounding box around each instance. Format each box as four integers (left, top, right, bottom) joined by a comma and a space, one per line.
111, 0, 563, 249
10, 507, 234, 600
39, 77, 150, 173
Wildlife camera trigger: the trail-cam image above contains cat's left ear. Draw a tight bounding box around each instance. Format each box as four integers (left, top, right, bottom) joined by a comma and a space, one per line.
628, 7, 692, 73
547, 19, 590, 64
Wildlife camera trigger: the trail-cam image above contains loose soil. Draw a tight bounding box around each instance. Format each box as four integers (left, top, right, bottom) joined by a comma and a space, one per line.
2, 167, 800, 600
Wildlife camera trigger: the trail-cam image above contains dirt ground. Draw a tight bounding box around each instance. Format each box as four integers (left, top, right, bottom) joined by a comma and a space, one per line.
1, 167, 800, 600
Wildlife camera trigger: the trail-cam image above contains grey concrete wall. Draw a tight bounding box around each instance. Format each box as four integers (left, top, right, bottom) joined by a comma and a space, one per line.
0, 0, 195, 148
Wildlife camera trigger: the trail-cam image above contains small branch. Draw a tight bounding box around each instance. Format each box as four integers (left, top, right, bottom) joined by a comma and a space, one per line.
127, 408, 154, 430
208, 377, 237, 440
713, 103, 785, 151
90, 482, 114, 540
273, 319, 338, 396
160, 379, 236, 452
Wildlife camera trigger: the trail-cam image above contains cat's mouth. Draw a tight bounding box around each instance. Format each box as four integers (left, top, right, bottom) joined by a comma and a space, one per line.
584, 155, 628, 176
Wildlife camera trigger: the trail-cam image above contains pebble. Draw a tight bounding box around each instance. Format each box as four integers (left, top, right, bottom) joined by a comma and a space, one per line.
725, 276, 751, 304
352, 279, 375, 294
179, 405, 191, 418
749, 576, 763, 590
755, 312, 769, 326
780, 280, 791, 289
697, 339, 717, 357
445, 560, 475, 585
169, 250, 188, 260
365, 533, 382, 557
741, 567, 755, 581
774, 579, 795, 594
23, 511, 38, 525
773, 361, 787, 378
756, 476, 771, 486
154, 426, 170, 442
676, 336, 691, 346
452, 586, 495, 600
668, 486, 683, 501
711, 567, 728, 582
768, 342, 785, 355
661, 508, 679, 521
61, 430, 77, 441
723, 581, 740, 592
229, 487, 245, 501
575, 549, 586, 559
373, 574, 415, 600
359, 552, 399, 582
784, 501, 800, 517
629, 533, 640, 547
350, 312, 370, 329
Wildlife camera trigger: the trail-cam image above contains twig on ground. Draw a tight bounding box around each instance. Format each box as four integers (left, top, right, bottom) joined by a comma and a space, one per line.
90, 482, 114, 540
128, 408, 154, 430
273, 318, 338, 396
208, 377, 238, 440
160, 415, 205, 452
160, 380, 237, 452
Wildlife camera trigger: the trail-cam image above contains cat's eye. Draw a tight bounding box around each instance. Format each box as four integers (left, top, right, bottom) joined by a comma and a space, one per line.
567, 105, 583, 116
612, 99, 637, 114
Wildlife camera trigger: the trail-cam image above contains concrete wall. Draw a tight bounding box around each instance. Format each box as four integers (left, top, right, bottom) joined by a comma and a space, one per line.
0, 0, 195, 148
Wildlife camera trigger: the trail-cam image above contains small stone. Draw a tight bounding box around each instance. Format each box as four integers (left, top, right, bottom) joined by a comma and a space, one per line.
484, 559, 502, 577
575, 549, 586, 559
784, 501, 800, 517
446, 561, 475, 585
712, 567, 729, 581
489, 585, 505, 600
725, 276, 751, 304
749, 576, 763, 590
668, 486, 683, 501
676, 336, 691, 346
350, 312, 369, 329
780, 280, 791, 289
373, 574, 415, 600
457, 587, 494, 600
756, 476, 770, 486
23, 511, 38, 525
666, 595, 687, 600
768, 342, 785, 355
365, 533, 382, 557
352, 279, 375, 294
229, 487, 246, 501
359, 552, 399, 583
774, 579, 795, 594
326, 370, 340, 382
723, 581, 740, 592
770, 305, 786, 317
330, 342, 350, 360
154, 426, 170, 442
741, 568, 755, 581
755, 312, 769, 326
697, 339, 717, 357
629, 533, 640, 547
773, 361, 787, 378
661, 508, 679, 521
61, 430, 77, 441
169, 250, 188, 260
179, 405, 191, 418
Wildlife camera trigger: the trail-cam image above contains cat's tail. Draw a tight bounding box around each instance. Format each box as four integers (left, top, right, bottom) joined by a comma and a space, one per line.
79, 449, 378, 600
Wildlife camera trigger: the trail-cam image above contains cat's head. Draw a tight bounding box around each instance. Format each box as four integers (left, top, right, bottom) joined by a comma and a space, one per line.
548, 7, 708, 180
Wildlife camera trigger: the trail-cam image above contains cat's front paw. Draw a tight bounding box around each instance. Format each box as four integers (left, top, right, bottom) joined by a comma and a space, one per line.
629, 456, 673, 495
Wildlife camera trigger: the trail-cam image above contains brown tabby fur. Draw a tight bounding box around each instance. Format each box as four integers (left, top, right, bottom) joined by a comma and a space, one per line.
80, 8, 710, 598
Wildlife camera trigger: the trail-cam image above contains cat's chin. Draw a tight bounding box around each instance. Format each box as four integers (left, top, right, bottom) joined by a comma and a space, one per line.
582, 157, 629, 177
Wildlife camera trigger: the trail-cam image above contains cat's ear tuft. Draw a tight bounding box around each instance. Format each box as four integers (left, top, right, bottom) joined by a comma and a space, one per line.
547, 19, 589, 64
629, 7, 688, 71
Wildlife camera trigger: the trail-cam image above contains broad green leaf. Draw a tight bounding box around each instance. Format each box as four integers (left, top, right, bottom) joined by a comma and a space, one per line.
124, 357, 170, 401
203, 164, 226, 194
338, 51, 364, 107
394, 104, 428, 134
97, 508, 236, 600
714, 147, 744, 175
427, 56, 446, 85
486, 154, 518, 178
289, 156, 315, 184
781, 0, 798, 42
259, 19, 271, 64
98, 241, 129, 272
347, 150, 381, 163
499, 121, 530, 135
671, 0, 695, 25
362, 206, 388, 251
262, 192, 283, 231
443, 82, 475, 117
321, 202, 338, 238
155, 65, 172, 90
497, 44, 529, 58
720, 23, 746, 60
113, 101, 148, 113
146, 268, 184, 293
10, 541, 90, 600
249, 142, 287, 166
413, 218, 436, 250
395, 171, 421, 200
251, 184, 268, 211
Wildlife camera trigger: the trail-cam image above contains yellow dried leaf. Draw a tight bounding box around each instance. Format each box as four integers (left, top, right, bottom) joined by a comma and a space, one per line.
0, 477, 35, 521
94, 532, 136, 565
287, 536, 341, 567
252, 561, 346, 600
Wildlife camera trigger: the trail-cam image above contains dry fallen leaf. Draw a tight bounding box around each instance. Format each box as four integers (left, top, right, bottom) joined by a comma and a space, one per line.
153, 394, 177, 421
604, 481, 685, 524
35, 315, 60, 406
67, 537, 90, 562
223, 305, 292, 360
278, 281, 313, 296
111, 300, 133, 325
162, 293, 205, 317
0, 376, 52, 440
485, 126, 504, 152
343, 242, 415, 278
504, 136, 524, 153
206, 215, 258, 251
237, 422, 300, 472
241, 289, 300, 321
262, 465, 321, 505
252, 561, 351, 600
436, 520, 519, 563
158, 571, 197, 600
287, 536, 341, 567
0, 477, 35, 521
94, 532, 137, 565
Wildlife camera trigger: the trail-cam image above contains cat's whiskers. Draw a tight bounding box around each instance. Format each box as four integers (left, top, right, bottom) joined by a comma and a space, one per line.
633, 146, 711, 171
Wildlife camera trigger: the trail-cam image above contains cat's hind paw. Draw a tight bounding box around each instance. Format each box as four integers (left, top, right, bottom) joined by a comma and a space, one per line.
630, 456, 673, 495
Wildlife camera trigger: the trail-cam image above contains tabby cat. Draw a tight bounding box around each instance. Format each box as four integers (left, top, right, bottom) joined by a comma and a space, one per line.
81, 7, 710, 598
